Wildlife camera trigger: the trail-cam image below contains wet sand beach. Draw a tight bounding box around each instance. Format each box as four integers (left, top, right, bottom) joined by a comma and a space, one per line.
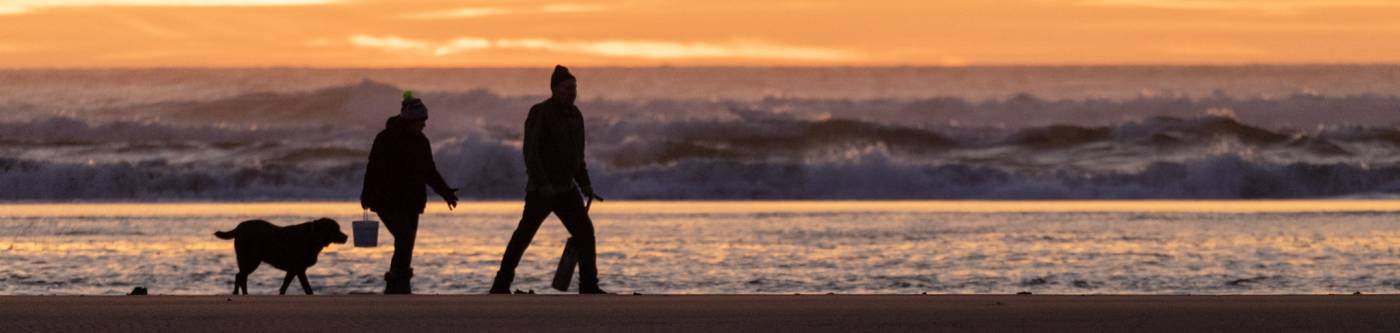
3, 295, 1400, 332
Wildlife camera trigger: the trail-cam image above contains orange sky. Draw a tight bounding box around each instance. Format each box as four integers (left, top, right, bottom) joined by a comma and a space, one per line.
2, 0, 1399, 67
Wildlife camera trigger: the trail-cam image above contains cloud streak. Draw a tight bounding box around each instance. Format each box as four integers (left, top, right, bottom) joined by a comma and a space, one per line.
0, 0, 336, 15
1150, 43, 1273, 57
397, 7, 511, 19
538, 3, 607, 13
1079, 0, 1400, 13
346, 35, 857, 61
399, 3, 607, 19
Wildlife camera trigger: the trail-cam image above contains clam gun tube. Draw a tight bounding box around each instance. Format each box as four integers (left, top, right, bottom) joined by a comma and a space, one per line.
551, 196, 592, 291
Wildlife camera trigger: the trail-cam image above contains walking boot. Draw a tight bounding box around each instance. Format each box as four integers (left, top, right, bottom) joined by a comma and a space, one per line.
488, 271, 512, 294
384, 269, 413, 295
578, 284, 609, 295
383, 271, 394, 294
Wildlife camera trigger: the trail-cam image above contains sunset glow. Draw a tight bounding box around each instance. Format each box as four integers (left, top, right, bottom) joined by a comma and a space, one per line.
2, 0, 1398, 67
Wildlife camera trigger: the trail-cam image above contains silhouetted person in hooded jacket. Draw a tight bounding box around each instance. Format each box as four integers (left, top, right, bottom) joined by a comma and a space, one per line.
361, 91, 458, 294
490, 65, 607, 294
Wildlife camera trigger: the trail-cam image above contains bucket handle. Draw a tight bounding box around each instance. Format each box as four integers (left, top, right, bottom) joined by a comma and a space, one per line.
363, 209, 370, 222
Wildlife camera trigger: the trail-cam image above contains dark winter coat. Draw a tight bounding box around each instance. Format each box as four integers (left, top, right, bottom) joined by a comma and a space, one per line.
361, 116, 453, 214
523, 97, 592, 192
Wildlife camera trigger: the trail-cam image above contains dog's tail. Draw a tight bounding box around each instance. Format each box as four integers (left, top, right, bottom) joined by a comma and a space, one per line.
213, 230, 237, 240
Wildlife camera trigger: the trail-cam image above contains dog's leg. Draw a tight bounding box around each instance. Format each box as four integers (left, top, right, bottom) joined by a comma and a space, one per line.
297, 271, 314, 295
240, 274, 250, 295
279, 271, 296, 295
236, 256, 259, 295
234, 272, 247, 295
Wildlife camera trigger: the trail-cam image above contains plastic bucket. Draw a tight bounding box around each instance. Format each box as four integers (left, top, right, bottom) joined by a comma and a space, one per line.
352, 211, 378, 247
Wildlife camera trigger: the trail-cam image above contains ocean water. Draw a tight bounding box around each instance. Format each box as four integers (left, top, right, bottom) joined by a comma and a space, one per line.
4, 201, 1400, 295
3, 66, 1400, 201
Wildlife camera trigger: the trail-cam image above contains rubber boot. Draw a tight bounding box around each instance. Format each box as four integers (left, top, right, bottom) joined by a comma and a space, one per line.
488, 271, 512, 294
383, 271, 393, 294
384, 269, 413, 295
578, 284, 608, 295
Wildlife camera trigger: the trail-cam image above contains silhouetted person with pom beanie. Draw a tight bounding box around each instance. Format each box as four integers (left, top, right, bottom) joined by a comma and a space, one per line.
361, 90, 459, 294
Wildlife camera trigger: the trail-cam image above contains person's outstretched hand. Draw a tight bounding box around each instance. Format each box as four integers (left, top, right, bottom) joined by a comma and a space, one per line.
581, 186, 604, 202
445, 188, 460, 210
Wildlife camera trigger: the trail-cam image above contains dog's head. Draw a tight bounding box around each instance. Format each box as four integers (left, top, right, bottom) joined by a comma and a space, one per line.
308, 218, 349, 246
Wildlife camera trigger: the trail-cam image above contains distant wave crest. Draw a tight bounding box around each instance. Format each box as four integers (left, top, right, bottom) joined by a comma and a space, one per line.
3, 116, 1399, 200
3, 81, 1399, 200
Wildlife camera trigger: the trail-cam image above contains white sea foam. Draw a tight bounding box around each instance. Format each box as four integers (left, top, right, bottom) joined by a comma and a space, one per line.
3, 112, 1398, 199
2, 67, 1399, 200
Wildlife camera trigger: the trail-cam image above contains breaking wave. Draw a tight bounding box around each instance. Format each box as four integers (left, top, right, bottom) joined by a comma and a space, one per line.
4, 143, 1399, 200
3, 120, 1399, 200
3, 79, 1399, 200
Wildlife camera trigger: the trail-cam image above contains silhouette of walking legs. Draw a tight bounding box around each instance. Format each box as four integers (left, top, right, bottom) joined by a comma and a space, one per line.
492, 190, 600, 292
493, 196, 550, 288
552, 193, 599, 288
381, 212, 419, 294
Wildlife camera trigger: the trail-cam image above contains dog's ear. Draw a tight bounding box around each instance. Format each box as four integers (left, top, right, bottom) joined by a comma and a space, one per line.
306, 218, 334, 230
311, 218, 347, 245
313, 218, 337, 228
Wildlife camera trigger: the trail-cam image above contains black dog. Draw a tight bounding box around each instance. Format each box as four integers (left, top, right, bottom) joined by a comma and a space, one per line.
214, 218, 348, 295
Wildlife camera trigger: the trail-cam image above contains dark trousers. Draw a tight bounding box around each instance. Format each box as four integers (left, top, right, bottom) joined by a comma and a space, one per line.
494, 189, 599, 288
377, 212, 419, 273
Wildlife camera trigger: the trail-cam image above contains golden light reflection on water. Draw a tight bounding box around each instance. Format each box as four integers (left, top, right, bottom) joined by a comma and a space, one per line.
3, 200, 1399, 217
5, 200, 1400, 294
0, 240, 491, 256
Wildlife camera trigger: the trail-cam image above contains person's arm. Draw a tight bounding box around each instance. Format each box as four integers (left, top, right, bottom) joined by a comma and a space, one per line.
575, 113, 601, 201
523, 107, 553, 193
417, 135, 458, 210
577, 159, 601, 201
576, 160, 592, 190
574, 116, 596, 198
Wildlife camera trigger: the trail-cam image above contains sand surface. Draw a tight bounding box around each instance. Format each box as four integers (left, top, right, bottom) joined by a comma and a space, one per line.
3, 295, 1400, 332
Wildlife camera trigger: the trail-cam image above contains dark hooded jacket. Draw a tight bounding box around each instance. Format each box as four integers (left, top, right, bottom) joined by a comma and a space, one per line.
524, 97, 592, 192
361, 116, 453, 214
